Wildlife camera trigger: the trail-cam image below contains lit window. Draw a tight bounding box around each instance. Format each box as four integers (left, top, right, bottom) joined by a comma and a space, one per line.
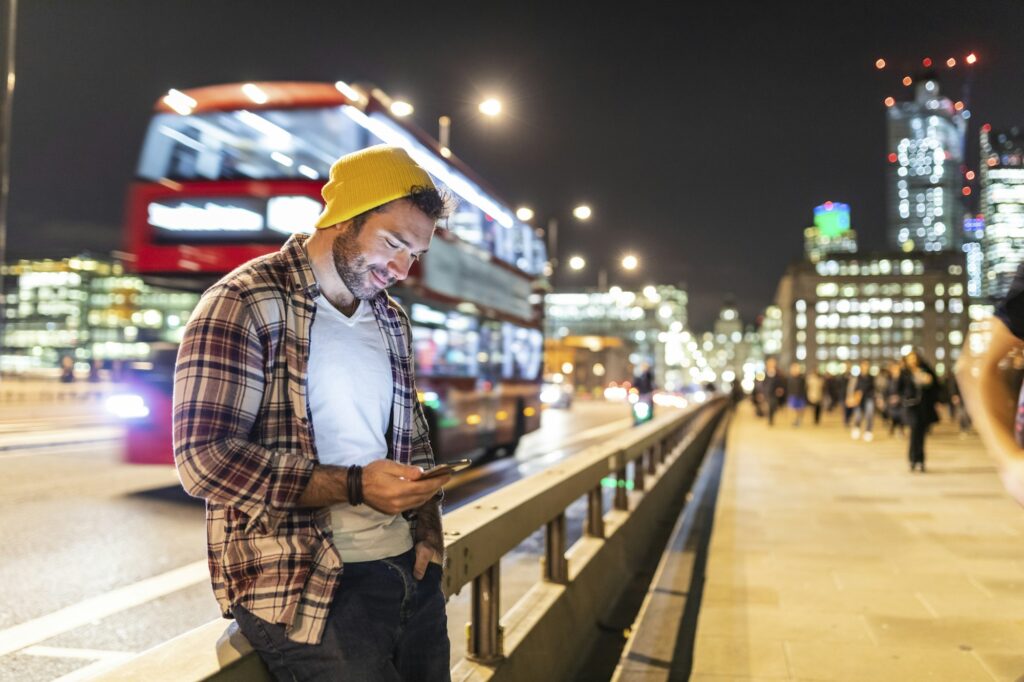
949, 298, 963, 314
948, 331, 963, 346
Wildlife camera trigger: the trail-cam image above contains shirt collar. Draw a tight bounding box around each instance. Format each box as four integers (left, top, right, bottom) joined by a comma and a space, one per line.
280, 233, 321, 300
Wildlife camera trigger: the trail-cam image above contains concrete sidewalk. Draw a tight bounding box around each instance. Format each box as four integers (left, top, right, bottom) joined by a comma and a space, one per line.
692, 405, 1024, 681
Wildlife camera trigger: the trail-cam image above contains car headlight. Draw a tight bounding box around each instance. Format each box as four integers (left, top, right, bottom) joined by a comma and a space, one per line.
105, 394, 151, 419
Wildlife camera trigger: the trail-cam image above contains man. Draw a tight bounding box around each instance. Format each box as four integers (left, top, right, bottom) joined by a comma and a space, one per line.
786, 362, 807, 427
762, 357, 785, 426
850, 360, 876, 441
173, 145, 453, 680
805, 368, 824, 425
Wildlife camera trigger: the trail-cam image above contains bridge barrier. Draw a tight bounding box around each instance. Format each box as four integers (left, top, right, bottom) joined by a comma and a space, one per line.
612, 409, 732, 680
97, 397, 729, 681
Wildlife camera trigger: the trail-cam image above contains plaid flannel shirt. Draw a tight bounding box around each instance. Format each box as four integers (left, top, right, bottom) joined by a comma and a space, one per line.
172, 233, 437, 645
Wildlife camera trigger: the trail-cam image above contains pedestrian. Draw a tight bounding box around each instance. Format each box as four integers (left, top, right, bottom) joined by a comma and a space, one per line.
841, 366, 857, 427
763, 357, 786, 426
955, 261, 1024, 503
945, 370, 971, 435
59, 355, 75, 383
898, 348, 939, 472
172, 145, 454, 680
806, 369, 824, 425
786, 362, 807, 426
850, 360, 877, 442
883, 361, 905, 436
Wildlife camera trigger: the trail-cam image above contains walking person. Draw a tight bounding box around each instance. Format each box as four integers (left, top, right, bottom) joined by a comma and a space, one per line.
173, 145, 455, 680
898, 348, 939, 472
850, 360, 877, 441
786, 362, 807, 427
763, 357, 785, 426
806, 369, 824, 425
883, 361, 905, 436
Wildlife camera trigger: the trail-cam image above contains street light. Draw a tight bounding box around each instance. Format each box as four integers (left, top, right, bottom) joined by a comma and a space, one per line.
568, 255, 586, 270
516, 207, 534, 222
572, 205, 592, 221
390, 100, 414, 118
621, 254, 639, 271
439, 96, 504, 159
565, 252, 641, 291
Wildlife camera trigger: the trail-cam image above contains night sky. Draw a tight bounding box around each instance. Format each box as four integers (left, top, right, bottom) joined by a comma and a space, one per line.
7, 1, 1024, 330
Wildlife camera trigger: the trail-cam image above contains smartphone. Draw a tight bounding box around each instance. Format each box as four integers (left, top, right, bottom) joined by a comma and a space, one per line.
420, 458, 473, 479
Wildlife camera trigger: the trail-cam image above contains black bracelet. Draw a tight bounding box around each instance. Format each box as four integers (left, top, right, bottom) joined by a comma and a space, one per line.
347, 465, 363, 506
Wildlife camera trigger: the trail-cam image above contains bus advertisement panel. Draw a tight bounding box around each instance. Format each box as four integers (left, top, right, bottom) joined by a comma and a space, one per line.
117, 81, 546, 464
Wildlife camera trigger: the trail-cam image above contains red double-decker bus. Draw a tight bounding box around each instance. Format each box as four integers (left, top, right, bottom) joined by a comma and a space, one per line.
116, 81, 546, 464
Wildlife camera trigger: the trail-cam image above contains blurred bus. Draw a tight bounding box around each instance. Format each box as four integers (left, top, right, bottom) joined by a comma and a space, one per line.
116, 81, 546, 464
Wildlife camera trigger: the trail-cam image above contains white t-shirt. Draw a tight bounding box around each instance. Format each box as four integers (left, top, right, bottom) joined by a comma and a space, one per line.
307, 294, 412, 562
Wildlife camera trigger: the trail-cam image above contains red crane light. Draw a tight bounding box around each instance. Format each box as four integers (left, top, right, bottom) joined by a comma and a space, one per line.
922, 57, 933, 68
888, 153, 898, 163
962, 187, 972, 196
966, 53, 978, 65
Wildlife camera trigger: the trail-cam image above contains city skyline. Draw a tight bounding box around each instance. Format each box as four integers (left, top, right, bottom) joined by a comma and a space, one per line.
5, 1, 1024, 330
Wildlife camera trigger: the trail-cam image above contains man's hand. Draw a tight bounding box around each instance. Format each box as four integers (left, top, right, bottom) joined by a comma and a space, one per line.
413, 540, 442, 580
363, 460, 450, 515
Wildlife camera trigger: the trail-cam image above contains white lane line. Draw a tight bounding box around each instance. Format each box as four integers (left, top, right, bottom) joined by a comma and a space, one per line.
0, 560, 208, 658
21, 645, 133, 660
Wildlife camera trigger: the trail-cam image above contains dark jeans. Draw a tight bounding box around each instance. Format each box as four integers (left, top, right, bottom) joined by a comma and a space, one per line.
233, 549, 450, 682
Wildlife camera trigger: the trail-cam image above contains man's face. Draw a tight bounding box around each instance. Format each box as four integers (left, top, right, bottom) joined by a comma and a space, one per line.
331, 199, 435, 300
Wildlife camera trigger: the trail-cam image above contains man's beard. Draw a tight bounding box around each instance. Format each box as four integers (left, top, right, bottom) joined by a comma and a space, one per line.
331, 228, 395, 300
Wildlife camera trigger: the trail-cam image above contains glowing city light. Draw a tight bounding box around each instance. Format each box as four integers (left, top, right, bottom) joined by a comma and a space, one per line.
516, 207, 534, 221
568, 255, 586, 270
875, 58, 886, 69
946, 58, 956, 68
621, 254, 639, 271
884, 97, 895, 107
573, 205, 592, 220
922, 57, 933, 68
390, 100, 414, 117
966, 53, 978, 65
479, 98, 502, 117
902, 76, 912, 86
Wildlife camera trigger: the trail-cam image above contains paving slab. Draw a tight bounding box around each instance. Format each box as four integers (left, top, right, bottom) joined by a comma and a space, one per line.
691, 405, 1024, 681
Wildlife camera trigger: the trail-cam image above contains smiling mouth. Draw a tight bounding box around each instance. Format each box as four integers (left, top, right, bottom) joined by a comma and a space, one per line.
370, 271, 390, 288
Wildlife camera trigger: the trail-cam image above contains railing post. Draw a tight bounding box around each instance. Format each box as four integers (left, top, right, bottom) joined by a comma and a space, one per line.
543, 512, 568, 584
614, 466, 629, 510
467, 563, 503, 663
585, 485, 604, 538
647, 444, 658, 475
633, 456, 645, 491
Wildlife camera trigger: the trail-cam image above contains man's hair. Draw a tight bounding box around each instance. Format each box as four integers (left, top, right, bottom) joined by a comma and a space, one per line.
350, 185, 454, 232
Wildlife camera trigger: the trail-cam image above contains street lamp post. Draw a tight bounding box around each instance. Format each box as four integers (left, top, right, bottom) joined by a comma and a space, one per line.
438, 97, 502, 159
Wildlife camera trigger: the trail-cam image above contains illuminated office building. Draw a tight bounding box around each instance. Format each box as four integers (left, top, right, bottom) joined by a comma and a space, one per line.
962, 216, 985, 298
804, 202, 857, 263
773, 252, 969, 376
1, 256, 199, 372
886, 76, 967, 252
980, 126, 1024, 298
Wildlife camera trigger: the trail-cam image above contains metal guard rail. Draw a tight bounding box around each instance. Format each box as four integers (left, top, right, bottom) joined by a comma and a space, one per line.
97, 396, 729, 681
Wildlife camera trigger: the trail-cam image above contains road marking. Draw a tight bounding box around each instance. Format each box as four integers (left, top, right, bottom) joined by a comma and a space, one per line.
21, 645, 133, 660
0, 560, 208, 658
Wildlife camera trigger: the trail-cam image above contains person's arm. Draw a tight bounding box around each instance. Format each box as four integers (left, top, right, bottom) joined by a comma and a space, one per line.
173, 285, 315, 535
956, 317, 1024, 504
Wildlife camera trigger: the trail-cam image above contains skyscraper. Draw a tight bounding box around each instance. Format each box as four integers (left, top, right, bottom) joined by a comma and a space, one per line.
980, 126, 1024, 298
886, 75, 967, 253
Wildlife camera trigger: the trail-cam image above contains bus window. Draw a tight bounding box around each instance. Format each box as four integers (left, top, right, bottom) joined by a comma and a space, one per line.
137, 107, 369, 182
502, 323, 543, 380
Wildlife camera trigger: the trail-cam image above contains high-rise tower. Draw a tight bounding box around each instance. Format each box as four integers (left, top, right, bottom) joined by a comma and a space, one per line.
886, 75, 967, 252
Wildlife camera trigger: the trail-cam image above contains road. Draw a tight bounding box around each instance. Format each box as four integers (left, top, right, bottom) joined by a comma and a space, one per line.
0, 399, 635, 680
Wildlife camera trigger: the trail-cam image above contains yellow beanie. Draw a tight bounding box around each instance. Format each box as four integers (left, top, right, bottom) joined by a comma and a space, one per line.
314, 145, 436, 229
